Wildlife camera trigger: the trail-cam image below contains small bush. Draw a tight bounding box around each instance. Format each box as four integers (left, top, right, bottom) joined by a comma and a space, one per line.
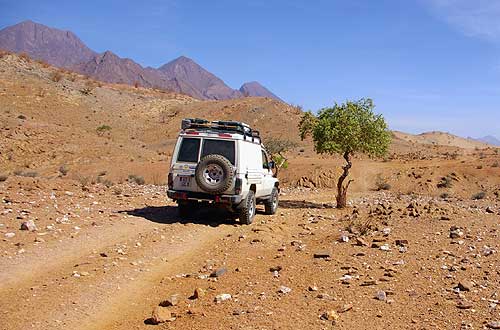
476, 165, 483, 170
17, 114, 27, 120
50, 71, 63, 82
472, 191, 486, 200
375, 174, 391, 191
440, 192, 450, 199
134, 81, 140, 88
96, 125, 112, 136
128, 174, 145, 185
437, 176, 453, 188
0, 174, 8, 182
492, 161, 499, 168
97, 176, 113, 187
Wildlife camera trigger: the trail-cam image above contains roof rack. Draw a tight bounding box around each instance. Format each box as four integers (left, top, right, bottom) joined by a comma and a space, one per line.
181, 118, 260, 143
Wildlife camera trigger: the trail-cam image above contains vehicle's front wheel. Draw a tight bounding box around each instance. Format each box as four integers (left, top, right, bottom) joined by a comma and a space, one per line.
239, 190, 256, 225
264, 187, 279, 215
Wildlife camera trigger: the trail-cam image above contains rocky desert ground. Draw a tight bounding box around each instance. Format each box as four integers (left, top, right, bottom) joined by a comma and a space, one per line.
1, 53, 500, 330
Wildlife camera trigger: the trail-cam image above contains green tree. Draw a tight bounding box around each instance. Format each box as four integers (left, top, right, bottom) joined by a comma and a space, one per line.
299, 98, 391, 208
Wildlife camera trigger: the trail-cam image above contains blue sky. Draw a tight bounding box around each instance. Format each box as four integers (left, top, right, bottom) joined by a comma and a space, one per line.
1, 0, 499, 138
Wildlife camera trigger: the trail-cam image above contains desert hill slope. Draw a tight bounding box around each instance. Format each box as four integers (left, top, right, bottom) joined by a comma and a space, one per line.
0, 53, 299, 183
393, 130, 492, 149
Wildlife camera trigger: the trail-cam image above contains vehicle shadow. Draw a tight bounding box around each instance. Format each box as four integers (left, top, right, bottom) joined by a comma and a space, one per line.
279, 199, 335, 209
120, 205, 235, 227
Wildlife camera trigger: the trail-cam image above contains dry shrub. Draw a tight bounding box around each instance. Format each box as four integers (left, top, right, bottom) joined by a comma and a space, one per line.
128, 174, 145, 185
345, 216, 376, 236
472, 191, 486, 200
50, 71, 63, 82
97, 176, 113, 187
375, 174, 391, 191
437, 175, 453, 188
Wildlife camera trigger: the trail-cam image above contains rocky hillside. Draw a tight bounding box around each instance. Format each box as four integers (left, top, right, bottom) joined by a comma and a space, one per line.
0, 20, 283, 102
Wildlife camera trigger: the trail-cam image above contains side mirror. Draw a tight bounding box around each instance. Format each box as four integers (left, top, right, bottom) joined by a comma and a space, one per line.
268, 161, 276, 169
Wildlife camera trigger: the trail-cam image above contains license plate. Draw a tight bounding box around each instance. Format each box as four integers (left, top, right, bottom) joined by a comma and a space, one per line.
179, 176, 191, 187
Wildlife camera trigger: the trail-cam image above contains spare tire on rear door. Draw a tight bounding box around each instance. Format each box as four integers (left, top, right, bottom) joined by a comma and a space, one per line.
195, 154, 234, 194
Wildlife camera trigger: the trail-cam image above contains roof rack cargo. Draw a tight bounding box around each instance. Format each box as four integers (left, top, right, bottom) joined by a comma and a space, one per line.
181, 118, 260, 143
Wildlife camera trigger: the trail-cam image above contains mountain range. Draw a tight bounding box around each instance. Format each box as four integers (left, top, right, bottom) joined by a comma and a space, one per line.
474, 135, 500, 146
0, 20, 282, 101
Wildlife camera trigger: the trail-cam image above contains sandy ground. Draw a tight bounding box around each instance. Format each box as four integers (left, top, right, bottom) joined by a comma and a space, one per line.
1, 176, 499, 330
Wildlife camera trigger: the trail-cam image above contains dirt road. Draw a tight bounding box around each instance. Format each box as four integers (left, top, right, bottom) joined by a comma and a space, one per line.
1, 177, 499, 330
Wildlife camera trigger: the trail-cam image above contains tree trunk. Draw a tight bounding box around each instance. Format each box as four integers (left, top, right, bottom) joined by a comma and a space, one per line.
336, 151, 353, 208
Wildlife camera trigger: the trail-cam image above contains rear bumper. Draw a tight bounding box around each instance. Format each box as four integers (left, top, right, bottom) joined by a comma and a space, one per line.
167, 189, 243, 204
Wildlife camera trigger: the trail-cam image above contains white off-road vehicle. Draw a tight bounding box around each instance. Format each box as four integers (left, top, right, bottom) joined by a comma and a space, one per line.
167, 118, 279, 224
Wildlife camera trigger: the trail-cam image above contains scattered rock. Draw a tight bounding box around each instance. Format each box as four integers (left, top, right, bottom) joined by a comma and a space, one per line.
375, 290, 387, 301
308, 285, 318, 291
214, 293, 232, 303
151, 306, 175, 324
449, 226, 464, 239
314, 251, 331, 259
278, 286, 292, 294
160, 294, 180, 307
456, 281, 473, 292
193, 288, 206, 299
339, 233, 349, 243
4, 232, 15, 238
456, 300, 472, 309
20, 220, 37, 231
487, 321, 500, 329
338, 303, 353, 313
486, 207, 494, 214
320, 310, 339, 321
355, 237, 369, 247
269, 265, 283, 272
380, 244, 390, 251
395, 239, 408, 247
210, 267, 227, 278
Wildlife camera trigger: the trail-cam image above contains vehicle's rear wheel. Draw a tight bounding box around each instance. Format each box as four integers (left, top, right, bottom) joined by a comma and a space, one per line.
195, 154, 234, 194
239, 190, 256, 225
264, 187, 279, 215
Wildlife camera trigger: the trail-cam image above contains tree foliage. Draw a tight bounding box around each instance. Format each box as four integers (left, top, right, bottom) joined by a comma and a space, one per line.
299, 98, 390, 157
299, 98, 391, 208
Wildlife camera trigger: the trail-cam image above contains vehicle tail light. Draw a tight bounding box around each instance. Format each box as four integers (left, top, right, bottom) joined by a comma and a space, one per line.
174, 192, 187, 200
234, 178, 242, 194
218, 133, 232, 138
168, 173, 173, 189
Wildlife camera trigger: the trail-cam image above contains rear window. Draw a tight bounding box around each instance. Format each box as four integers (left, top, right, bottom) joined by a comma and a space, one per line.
201, 139, 236, 165
177, 138, 200, 163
